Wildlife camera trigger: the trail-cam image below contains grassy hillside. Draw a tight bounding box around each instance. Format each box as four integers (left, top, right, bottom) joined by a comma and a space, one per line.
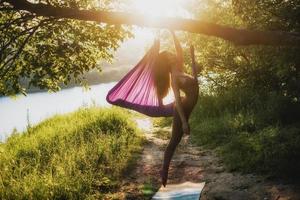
0, 107, 144, 199
190, 89, 300, 178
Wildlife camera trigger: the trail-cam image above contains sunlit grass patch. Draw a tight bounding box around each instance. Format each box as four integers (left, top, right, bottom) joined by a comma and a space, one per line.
153, 117, 172, 128
153, 129, 171, 140
0, 107, 144, 199
141, 181, 157, 197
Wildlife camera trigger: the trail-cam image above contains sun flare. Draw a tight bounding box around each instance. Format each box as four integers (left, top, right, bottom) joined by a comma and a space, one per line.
130, 0, 191, 18
127, 0, 194, 47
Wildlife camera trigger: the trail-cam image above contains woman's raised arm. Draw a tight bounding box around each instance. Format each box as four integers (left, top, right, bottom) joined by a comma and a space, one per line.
171, 31, 184, 70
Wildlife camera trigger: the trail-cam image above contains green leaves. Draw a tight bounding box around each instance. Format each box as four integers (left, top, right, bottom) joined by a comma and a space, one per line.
188, 0, 300, 177
185, 0, 300, 102
0, 0, 132, 96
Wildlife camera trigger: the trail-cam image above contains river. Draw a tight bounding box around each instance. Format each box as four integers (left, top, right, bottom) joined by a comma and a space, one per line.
0, 82, 116, 141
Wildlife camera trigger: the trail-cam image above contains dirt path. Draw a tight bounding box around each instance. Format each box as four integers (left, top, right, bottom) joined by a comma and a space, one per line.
117, 117, 300, 200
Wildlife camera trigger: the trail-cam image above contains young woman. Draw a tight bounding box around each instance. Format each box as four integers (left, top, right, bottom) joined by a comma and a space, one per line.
153, 31, 199, 187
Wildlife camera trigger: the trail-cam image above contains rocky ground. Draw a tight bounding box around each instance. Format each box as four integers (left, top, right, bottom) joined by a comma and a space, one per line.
114, 118, 300, 200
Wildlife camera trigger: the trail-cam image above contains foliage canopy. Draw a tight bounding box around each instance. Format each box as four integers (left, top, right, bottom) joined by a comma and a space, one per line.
186, 0, 300, 177
0, 0, 132, 95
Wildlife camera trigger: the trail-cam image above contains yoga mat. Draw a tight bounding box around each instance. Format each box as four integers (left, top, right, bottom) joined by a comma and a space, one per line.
152, 182, 205, 200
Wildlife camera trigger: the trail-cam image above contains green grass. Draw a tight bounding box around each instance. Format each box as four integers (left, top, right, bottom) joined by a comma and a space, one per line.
152, 118, 172, 140
141, 181, 157, 197
0, 107, 144, 199
153, 117, 172, 128
189, 89, 300, 178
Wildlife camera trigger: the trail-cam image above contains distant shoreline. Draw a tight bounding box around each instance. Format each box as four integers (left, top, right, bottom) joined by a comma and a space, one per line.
1, 78, 120, 98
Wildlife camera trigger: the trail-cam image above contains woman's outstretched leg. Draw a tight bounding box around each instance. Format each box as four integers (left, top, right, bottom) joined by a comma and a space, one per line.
161, 109, 184, 186
160, 79, 199, 186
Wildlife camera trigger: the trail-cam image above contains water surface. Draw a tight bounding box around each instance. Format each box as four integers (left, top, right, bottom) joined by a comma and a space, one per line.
0, 82, 116, 141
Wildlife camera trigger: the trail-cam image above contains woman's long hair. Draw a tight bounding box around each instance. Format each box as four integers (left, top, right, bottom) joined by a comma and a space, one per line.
153, 51, 173, 101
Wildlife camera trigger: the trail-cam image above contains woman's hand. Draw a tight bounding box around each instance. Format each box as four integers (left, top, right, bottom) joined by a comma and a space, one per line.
182, 122, 190, 135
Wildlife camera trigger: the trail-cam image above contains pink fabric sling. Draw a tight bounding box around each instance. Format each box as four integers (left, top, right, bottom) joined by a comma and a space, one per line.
106, 40, 174, 117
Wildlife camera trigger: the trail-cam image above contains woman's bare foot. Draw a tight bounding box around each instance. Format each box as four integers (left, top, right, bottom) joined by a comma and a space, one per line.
159, 169, 168, 187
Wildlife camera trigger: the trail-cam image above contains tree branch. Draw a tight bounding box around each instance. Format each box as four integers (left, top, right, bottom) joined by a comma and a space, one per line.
0, 14, 35, 31
0, 24, 41, 59
5, 0, 300, 46
0, 20, 47, 76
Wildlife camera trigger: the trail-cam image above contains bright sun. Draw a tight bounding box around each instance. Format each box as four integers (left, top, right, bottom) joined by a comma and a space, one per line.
126, 0, 194, 45
130, 0, 191, 18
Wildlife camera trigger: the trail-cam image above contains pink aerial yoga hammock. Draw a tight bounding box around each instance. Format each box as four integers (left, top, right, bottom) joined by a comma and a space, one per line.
106, 40, 174, 117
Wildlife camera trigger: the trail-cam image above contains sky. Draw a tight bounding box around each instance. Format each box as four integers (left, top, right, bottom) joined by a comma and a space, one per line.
99, 28, 154, 81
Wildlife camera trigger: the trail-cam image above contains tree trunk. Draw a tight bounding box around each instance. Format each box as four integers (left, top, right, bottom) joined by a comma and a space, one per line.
6, 0, 300, 46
